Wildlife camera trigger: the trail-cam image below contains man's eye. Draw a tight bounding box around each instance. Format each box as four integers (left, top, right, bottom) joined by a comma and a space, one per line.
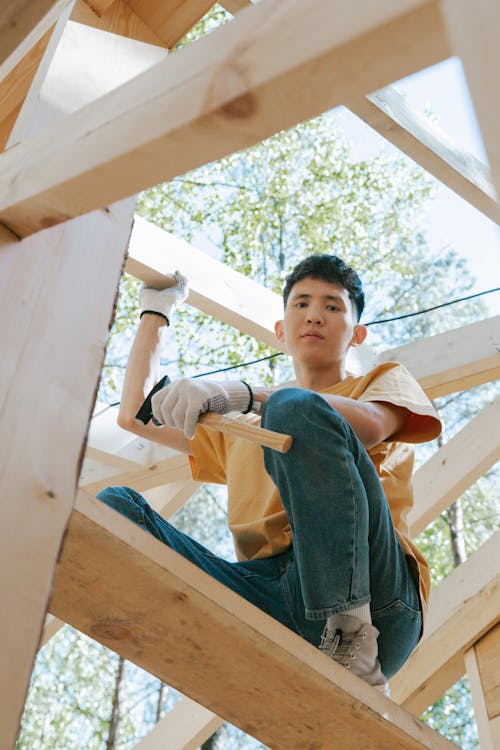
326, 305, 339, 311
296, 302, 307, 308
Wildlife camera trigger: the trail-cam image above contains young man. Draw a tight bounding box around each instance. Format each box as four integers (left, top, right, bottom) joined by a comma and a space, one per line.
98, 255, 441, 695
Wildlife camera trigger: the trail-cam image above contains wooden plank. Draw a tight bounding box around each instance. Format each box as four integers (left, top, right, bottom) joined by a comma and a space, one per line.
348, 87, 499, 224
0, 0, 450, 237
219, 0, 252, 13
409, 396, 500, 537
390, 530, 500, 714
377, 315, 500, 398
475, 623, 500, 720
40, 614, 65, 649
0, 0, 72, 82
85, 0, 115, 15
144, 480, 202, 518
82, 453, 193, 494
127, 216, 282, 348
0, 27, 53, 151
135, 697, 223, 750
71, 0, 168, 48
0, 199, 135, 750
6, 3, 75, 149
49, 491, 458, 750
441, 0, 500, 204
125, 0, 215, 49
465, 625, 500, 750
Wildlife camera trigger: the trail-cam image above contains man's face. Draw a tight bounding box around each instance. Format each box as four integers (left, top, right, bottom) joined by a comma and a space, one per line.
275, 277, 366, 368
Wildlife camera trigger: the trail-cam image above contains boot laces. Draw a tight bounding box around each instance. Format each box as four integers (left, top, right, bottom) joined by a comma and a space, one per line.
320, 627, 367, 668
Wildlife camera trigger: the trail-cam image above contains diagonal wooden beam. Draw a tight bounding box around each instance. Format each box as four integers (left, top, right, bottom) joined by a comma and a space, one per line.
441, 0, 500, 206
465, 623, 500, 750
0, 0, 450, 237
348, 87, 499, 224
49, 491, 458, 749
0, 0, 72, 82
127, 216, 282, 347
70, 0, 168, 48
409, 395, 500, 537
390, 529, 500, 714
377, 315, 500, 398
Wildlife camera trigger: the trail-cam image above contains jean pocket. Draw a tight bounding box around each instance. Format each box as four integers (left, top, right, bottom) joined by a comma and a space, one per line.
372, 599, 422, 679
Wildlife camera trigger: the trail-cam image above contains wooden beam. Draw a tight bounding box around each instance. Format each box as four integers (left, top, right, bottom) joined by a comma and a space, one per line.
125, 0, 215, 49
465, 623, 500, 750
5, 2, 75, 149
71, 0, 168, 48
409, 395, 500, 537
127, 216, 282, 348
441, 0, 500, 204
218, 0, 252, 14
0, 0, 72, 82
390, 530, 500, 714
348, 87, 499, 224
377, 315, 500, 398
134, 697, 223, 750
0, 0, 450, 237
0, 199, 135, 750
49, 491, 458, 750
82, 453, 192, 494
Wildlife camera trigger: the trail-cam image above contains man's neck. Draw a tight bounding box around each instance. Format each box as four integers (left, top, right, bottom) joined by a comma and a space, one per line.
294, 361, 347, 392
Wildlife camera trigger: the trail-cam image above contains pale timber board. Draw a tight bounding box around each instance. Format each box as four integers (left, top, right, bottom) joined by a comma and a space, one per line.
82, 453, 192, 494
465, 646, 495, 750
390, 530, 500, 714
127, 216, 282, 348
348, 88, 499, 224
134, 697, 222, 750
442, 0, 500, 203
49, 492, 458, 750
377, 315, 500, 398
0, 200, 135, 750
0, 0, 450, 237
409, 396, 500, 537
475, 623, 500, 719
0, 0, 72, 81
6, 2, 75, 149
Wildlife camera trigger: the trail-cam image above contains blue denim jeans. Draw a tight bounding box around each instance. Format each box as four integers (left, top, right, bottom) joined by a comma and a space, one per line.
97, 388, 422, 678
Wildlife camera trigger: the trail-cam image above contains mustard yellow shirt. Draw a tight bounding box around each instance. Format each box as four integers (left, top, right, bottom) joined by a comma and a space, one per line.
188, 362, 442, 621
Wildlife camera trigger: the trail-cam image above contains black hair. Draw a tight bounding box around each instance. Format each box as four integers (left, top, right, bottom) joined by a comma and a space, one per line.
282, 254, 365, 321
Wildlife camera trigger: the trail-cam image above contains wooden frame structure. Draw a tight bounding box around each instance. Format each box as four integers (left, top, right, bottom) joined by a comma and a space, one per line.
1, 1, 499, 748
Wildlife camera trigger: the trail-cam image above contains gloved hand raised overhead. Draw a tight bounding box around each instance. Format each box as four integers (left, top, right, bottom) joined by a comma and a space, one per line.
151, 378, 252, 439
139, 270, 189, 324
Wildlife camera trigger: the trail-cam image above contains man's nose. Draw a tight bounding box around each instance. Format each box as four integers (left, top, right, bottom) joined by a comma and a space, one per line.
306, 308, 324, 324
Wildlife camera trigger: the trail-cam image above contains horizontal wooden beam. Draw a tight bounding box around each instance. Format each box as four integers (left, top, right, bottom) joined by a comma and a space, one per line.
390, 529, 500, 714
409, 395, 500, 537
348, 87, 499, 224
377, 315, 500, 398
135, 697, 222, 750
0, 0, 449, 237
0, 0, 71, 82
127, 216, 282, 348
49, 491, 458, 749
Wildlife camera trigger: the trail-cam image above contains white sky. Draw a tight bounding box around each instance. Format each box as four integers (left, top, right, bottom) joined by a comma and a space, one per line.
332, 57, 500, 316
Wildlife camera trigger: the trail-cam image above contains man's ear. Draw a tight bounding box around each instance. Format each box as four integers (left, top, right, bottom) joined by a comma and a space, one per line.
274, 319, 285, 344
350, 324, 368, 347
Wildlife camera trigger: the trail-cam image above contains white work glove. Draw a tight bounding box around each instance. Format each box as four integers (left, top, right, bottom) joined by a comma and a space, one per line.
139, 270, 188, 324
151, 378, 252, 439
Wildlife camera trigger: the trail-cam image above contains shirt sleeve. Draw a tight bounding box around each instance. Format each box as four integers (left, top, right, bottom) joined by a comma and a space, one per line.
358, 362, 442, 443
188, 424, 228, 484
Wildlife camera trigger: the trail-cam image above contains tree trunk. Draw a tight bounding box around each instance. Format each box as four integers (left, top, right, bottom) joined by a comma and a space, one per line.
105, 656, 125, 750
154, 681, 167, 723
446, 498, 467, 567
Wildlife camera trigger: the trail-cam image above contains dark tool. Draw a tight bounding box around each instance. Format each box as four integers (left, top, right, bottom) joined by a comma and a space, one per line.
135, 374, 170, 425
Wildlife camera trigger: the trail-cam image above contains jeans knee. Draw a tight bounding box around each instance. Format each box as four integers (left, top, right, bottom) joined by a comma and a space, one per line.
263, 387, 346, 434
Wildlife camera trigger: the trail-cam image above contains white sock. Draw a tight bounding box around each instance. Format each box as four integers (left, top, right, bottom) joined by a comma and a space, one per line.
327, 603, 372, 633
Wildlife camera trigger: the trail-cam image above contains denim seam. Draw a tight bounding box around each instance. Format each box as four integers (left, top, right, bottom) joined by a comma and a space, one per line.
280, 560, 306, 637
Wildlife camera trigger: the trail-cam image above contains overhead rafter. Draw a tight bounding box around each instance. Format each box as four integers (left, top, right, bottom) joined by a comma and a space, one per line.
410, 395, 500, 537
348, 87, 499, 224
377, 315, 500, 398
0, 0, 72, 82
70, 0, 168, 47
125, 0, 215, 49
50, 491, 458, 750
442, 0, 500, 201
390, 529, 500, 714
0, 0, 450, 237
